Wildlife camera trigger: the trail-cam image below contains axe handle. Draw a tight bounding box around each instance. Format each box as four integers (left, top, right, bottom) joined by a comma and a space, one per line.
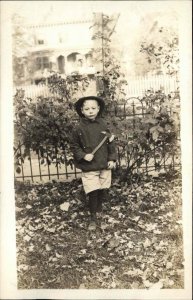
91, 136, 108, 155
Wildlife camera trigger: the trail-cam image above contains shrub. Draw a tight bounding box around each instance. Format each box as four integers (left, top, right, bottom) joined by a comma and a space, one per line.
14, 85, 180, 179
109, 89, 181, 181
13, 72, 90, 172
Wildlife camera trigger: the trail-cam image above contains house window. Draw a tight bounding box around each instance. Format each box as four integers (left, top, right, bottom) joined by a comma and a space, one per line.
38, 40, 44, 45
36, 56, 50, 70
57, 55, 65, 73
17, 63, 25, 78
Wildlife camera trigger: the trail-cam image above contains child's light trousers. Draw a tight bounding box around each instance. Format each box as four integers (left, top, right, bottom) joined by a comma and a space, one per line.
81, 169, 111, 194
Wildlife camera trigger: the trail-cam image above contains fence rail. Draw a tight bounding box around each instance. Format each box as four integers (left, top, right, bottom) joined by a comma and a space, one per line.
14, 143, 181, 183
14, 153, 181, 183
13, 75, 178, 99
13, 84, 58, 99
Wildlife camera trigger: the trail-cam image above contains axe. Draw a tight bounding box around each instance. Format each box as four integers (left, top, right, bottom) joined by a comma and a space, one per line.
91, 131, 115, 155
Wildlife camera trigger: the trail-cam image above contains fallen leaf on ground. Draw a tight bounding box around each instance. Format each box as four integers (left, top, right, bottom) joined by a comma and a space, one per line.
28, 224, 36, 231
55, 252, 62, 258
107, 217, 120, 224
18, 264, 29, 271
71, 212, 78, 219
26, 205, 32, 209
15, 206, 24, 212
79, 283, 86, 289
46, 244, 51, 251
153, 229, 162, 234
46, 227, 56, 233
108, 237, 120, 249
57, 223, 67, 230
101, 223, 109, 230
28, 245, 34, 252
60, 202, 70, 211
130, 216, 140, 222
124, 269, 143, 276
51, 257, 58, 262
143, 238, 151, 248
149, 280, 163, 289
100, 265, 115, 274
111, 281, 116, 288
176, 220, 183, 225
24, 235, 31, 242
168, 279, 174, 286
145, 223, 157, 232
80, 249, 87, 254
127, 241, 134, 249
166, 262, 173, 269
143, 280, 152, 288
131, 282, 140, 289
34, 218, 41, 223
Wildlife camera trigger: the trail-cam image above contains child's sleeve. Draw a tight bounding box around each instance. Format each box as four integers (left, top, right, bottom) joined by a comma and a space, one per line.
104, 120, 117, 162
107, 140, 117, 162
70, 128, 86, 162
100, 118, 117, 162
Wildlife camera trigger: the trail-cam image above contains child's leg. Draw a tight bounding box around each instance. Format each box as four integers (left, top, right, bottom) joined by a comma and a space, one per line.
97, 170, 112, 212
87, 189, 99, 230
97, 189, 108, 211
88, 189, 99, 218
81, 172, 100, 213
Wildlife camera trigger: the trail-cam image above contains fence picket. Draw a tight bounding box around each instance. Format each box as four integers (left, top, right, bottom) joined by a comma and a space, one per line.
28, 149, 34, 182
37, 151, 42, 181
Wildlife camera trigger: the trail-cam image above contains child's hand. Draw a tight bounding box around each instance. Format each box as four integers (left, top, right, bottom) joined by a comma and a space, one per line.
84, 153, 94, 161
107, 161, 115, 169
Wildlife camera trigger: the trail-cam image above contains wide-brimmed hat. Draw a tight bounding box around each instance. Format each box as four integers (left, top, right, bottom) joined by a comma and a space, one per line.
74, 96, 105, 117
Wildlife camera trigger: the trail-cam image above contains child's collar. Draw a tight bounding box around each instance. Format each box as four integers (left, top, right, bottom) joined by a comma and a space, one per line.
81, 117, 101, 124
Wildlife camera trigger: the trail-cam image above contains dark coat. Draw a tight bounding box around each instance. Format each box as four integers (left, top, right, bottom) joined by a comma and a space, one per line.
70, 117, 117, 172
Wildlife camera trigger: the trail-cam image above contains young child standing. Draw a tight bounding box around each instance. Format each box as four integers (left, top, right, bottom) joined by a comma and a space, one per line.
70, 96, 117, 230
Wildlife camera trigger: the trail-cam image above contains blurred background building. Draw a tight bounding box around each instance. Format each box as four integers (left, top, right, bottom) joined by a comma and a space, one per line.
11, 1, 179, 97
13, 17, 96, 85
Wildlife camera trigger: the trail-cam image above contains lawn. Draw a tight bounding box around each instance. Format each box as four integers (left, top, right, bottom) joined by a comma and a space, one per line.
15, 171, 184, 289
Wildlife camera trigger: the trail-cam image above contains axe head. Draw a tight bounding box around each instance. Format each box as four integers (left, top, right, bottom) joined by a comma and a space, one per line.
101, 131, 115, 143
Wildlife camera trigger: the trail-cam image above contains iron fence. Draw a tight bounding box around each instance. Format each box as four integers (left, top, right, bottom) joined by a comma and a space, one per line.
14, 146, 181, 183
14, 98, 181, 183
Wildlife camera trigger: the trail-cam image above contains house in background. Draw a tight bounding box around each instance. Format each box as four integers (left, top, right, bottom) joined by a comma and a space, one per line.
13, 11, 178, 97
17, 18, 96, 85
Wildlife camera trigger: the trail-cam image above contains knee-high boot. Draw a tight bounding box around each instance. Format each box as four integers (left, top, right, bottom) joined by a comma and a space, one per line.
97, 189, 108, 212
88, 189, 99, 219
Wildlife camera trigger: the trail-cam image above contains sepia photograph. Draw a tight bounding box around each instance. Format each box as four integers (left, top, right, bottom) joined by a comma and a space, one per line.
0, 1, 192, 299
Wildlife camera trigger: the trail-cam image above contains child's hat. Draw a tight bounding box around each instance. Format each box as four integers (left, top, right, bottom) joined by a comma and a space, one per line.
74, 96, 105, 117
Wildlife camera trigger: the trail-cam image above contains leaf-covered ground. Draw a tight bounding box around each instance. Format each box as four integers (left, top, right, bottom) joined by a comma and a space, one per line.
15, 173, 184, 289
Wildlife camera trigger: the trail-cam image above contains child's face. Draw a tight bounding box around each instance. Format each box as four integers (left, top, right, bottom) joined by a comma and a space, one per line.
81, 100, 100, 120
